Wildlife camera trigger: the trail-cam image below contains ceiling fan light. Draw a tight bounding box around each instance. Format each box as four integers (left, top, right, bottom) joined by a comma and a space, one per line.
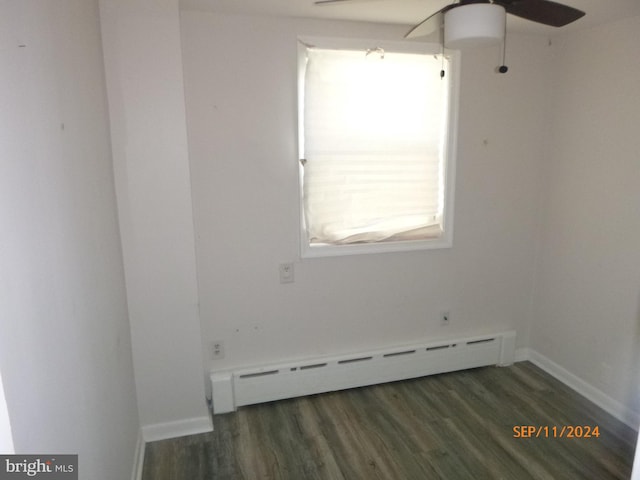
445, 4, 505, 50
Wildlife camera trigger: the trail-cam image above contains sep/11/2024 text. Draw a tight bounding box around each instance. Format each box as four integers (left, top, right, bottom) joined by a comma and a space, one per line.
513, 425, 600, 438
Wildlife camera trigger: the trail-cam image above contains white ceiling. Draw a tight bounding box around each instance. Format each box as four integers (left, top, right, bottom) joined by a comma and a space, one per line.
180, 0, 640, 36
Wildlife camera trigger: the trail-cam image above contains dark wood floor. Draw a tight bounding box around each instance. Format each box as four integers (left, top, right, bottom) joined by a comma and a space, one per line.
142, 362, 637, 479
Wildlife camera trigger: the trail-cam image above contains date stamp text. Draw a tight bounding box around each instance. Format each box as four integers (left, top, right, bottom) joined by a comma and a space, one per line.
513, 425, 600, 438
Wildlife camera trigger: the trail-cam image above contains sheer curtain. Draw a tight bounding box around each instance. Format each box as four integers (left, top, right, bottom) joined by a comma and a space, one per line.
302, 48, 449, 245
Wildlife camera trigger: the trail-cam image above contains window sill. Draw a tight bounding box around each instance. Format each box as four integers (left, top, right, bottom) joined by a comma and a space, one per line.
301, 235, 452, 258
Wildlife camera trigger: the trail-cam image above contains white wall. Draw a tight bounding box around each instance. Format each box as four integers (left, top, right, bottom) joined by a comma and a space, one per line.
0, 0, 139, 477
180, 11, 551, 374
531, 15, 640, 419
0, 374, 14, 453
99, 0, 211, 440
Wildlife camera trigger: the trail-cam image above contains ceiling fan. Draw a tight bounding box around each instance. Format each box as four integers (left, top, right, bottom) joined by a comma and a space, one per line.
314, 0, 585, 42
315, 0, 584, 73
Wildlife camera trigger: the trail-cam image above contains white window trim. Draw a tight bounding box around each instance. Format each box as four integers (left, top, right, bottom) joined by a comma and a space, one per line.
297, 36, 460, 258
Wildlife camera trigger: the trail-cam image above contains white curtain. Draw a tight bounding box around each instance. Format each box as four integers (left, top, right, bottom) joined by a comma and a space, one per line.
302, 48, 449, 245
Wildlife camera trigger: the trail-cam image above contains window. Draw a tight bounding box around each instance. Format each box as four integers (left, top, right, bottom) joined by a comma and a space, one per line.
298, 38, 459, 257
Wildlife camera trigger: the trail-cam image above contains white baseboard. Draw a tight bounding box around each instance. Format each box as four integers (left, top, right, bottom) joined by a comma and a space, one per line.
212, 331, 516, 414
131, 431, 145, 480
141, 415, 213, 443
516, 347, 640, 430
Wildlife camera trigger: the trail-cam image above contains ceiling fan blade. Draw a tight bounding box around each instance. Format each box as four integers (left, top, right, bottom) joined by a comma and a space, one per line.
405, 11, 444, 39
495, 0, 585, 27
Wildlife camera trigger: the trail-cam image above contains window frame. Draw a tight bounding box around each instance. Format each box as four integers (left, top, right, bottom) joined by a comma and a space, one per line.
297, 36, 460, 258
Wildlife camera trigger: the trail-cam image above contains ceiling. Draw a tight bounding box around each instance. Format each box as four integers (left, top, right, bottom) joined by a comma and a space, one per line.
180, 0, 640, 36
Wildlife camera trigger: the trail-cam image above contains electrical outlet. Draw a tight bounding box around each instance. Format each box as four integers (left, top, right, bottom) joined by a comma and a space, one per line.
441, 311, 450, 326
212, 341, 225, 359
279, 262, 294, 284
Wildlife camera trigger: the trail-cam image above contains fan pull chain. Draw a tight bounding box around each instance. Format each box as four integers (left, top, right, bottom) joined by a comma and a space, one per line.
440, 23, 445, 79
497, 12, 509, 74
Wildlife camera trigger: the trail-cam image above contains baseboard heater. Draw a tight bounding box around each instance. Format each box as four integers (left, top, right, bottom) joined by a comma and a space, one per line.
210, 331, 516, 414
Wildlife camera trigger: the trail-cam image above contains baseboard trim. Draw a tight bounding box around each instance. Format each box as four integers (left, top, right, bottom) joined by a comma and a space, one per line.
516, 348, 639, 430
141, 415, 213, 443
212, 331, 516, 414
131, 431, 145, 480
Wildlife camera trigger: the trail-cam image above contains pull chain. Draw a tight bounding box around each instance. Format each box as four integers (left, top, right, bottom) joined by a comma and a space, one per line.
498, 13, 509, 74
440, 23, 446, 79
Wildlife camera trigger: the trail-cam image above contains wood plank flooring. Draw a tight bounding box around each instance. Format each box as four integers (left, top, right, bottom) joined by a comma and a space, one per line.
142, 362, 637, 479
